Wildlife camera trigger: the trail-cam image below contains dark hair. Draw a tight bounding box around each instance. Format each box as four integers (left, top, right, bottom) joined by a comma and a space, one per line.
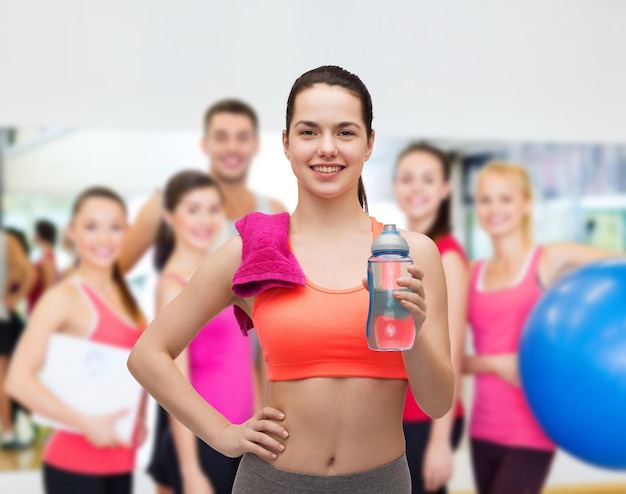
4, 227, 30, 256
395, 141, 453, 241
35, 219, 57, 245
71, 186, 143, 325
154, 170, 221, 271
203, 98, 258, 134
285, 65, 373, 213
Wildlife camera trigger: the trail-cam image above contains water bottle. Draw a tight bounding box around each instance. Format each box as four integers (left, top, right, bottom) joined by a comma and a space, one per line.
366, 224, 416, 351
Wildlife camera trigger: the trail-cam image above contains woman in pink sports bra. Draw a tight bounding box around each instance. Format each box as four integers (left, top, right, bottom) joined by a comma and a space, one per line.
464, 162, 621, 494
394, 142, 469, 494
129, 66, 455, 494
6, 187, 146, 494
149, 170, 254, 494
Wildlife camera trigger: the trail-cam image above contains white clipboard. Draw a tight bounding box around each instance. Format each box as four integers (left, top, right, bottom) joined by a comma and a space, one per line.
33, 333, 143, 443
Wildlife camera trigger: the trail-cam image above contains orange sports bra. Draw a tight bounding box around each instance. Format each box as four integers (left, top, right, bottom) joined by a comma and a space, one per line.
251, 217, 408, 382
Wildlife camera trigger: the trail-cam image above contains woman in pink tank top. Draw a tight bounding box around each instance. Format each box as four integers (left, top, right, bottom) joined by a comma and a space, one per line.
148, 170, 254, 494
465, 162, 622, 494
6, 187, 146, 494
394, 142, 469, 494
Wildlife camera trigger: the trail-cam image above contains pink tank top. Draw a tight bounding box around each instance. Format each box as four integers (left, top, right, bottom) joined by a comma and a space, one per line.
163, 274, 253, 425
44, 281, 143, 474
468, 247, 555, 450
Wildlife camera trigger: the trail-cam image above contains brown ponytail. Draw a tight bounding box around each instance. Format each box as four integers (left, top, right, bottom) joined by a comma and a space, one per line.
358, 176, 368, 213
112, 262, 143, 325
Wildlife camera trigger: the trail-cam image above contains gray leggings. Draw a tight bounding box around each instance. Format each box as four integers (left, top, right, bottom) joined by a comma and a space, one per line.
232, 452, 411, 493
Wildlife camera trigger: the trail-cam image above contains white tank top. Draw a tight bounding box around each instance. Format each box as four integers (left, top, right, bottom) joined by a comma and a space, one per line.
212, 194, 274, 251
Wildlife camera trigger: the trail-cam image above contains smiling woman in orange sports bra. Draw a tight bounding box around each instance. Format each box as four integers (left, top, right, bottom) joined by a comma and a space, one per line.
128, 66, 454, 494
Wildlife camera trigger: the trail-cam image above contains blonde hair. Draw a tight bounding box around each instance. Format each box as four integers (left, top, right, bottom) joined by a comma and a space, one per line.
475, 161, 534, 243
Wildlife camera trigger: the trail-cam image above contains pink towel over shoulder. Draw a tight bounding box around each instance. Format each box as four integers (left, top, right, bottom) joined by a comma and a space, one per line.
232, 212, 305, 335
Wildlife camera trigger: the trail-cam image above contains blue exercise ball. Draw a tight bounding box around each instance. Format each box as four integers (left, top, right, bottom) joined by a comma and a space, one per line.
520, 258, 626, 470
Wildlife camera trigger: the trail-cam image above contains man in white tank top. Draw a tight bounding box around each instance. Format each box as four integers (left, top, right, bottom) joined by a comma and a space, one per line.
119, 99, 286, 272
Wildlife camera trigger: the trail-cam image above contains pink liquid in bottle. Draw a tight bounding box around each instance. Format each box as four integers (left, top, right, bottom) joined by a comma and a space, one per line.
374, 312, 416, 350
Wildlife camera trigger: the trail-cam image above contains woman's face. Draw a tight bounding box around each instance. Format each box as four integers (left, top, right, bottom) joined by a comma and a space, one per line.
394, 150, 450, 224
283, 84, 374, 202
166, 186, 224, 253
68, 197, 127, 270
475, 172, 530, 238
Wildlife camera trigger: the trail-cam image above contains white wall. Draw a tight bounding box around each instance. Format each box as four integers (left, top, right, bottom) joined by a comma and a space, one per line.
5, 130, 204, 194
0, 0, 625, 142
3, 129, 299, 209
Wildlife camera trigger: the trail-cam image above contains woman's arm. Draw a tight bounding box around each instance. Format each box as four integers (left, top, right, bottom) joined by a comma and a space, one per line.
422, 250, 469, 491
118, 191, 163, 274
5, 284, 129, 447
156, 277, 214, 493
542, 242, 625, 287
128, 237, 288, 461
171, 349, 215, 493
135, 393, 149, 446
463, 353, 519, 387
398, 232, 455, 419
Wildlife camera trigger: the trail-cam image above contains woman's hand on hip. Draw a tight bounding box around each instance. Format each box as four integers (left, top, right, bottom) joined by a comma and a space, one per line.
216, 407, 288, 461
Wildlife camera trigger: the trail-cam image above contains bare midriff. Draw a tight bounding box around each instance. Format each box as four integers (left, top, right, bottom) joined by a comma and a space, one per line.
265, 377, 407, 475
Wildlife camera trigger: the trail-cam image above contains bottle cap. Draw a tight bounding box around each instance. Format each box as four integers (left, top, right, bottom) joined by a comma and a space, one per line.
371, 224, 409, 254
